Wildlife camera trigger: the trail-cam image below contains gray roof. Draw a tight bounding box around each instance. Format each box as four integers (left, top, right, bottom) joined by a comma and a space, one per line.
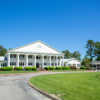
91, 61, 100, 65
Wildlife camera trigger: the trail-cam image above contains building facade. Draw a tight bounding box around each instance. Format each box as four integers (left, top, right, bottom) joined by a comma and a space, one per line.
91, 61, 100, 70
4, 41, 64, 68
62, 58, 81, 68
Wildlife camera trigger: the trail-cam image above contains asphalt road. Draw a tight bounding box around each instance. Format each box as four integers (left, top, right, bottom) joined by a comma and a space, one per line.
0, 72, 56, 100
0, 71, 80, 100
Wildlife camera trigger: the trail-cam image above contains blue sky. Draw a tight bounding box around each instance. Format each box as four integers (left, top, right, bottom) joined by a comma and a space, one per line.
0, 0, 100, 57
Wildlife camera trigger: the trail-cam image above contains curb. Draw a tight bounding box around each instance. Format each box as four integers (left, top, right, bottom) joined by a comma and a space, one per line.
28, 81, 61, 100
0, 72, 37, 77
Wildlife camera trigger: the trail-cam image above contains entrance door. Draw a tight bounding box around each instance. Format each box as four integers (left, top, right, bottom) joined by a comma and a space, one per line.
36, 63, 40, 68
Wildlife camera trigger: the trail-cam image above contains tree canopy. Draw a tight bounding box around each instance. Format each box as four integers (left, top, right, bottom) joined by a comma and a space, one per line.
0, 45, 7, 56
86, 40, 100, 61
62, 49, 81, 60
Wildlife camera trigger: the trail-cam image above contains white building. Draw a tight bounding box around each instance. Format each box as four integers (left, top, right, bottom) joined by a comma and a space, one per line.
0, 56, 5, 67
4, 41, 64, 68
62, 58, 81, 68
91, 61, 100, 70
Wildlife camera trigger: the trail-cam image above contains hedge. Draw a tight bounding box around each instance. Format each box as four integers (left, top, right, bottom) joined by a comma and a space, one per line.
14, 67, 23, 71
80, 66, 87, 70
24, 66, 36, 71
44, 66, 71, 71
0, 67, 13, 71
62, 66, 71, 70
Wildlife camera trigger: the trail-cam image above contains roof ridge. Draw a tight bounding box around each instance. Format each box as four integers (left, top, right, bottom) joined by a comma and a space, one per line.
8, 40, 63, 55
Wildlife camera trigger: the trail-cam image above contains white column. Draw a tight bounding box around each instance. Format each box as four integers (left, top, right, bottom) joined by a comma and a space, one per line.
34, 55, 36, 67
60, 56, 61, 66
62, 56, 64, 66
8, 53, 10, 66
17, 54, 19, 67
42, 55, 44, 68
56, 56, 58, 67
26, 54, 28, 66
49, 56, 51, 66
54, 56, 56, 67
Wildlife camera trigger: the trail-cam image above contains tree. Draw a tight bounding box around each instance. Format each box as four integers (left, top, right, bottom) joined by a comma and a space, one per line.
94, 42, 100, 60
62, 50, 72, 58
81, 56, 91, 68
0, 45, 7, 56
63, 50, 81, 60
86, 40, 95, 61
72, 51, 81, 60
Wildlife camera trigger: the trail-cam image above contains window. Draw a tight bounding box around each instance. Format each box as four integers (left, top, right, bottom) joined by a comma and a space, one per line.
73, 64, 76, 66
10, 55, 16, 58
44, 63, 47, 65
36, 56, 40, 59
20, 55, 25, 59
28, 55, 32, 59
52, 63, 54, 66
28, 63, 32, 66
44, 56, 47, 59
10, 62, 16, 66
77, 64, 80, 67
19, 62, 24, 66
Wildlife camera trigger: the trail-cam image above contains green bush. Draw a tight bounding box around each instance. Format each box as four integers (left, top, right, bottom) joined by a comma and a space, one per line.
49, 66, 55, 70
62, 66, 71, 70
44, 67, 48, 70
55, 66, 62, 70
24, 66, 36, 71
32, 66, 37, 71
44, 66, 50, 70
0, 67, 13, 71
24, 67, 33, 71
14, 67, 23, 71
80, 66, 87, 70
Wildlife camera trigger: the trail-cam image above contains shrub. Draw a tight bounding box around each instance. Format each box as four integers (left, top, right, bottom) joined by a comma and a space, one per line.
44, 66, 50, 70
32, 66, 37, 71
24, 67, 33, 71
62, 66, 71, 70
0, 67, 13, 71
80, 66, 87, 70
49, 66, 55, 70
14, 67, 23, 71
24, 66, 36, 71
44, 67, 48, 70
55, 66, 62, 70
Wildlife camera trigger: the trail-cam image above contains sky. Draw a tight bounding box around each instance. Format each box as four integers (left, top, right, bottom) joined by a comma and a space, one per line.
0, 0, 100, 57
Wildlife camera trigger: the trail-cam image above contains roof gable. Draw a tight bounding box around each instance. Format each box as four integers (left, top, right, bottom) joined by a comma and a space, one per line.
9, 41, 62, 55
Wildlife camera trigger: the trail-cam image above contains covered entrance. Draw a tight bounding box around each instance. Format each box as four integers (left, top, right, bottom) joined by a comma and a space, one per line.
36, 63, 40, 68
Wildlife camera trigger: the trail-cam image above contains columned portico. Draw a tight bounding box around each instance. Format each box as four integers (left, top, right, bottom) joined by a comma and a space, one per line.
7, 53, 64, 67
7, 41, 64, 67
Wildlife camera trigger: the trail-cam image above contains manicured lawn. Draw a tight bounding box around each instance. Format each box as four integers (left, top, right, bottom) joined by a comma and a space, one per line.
30, 72, 100, 100
0, 71, 36, 74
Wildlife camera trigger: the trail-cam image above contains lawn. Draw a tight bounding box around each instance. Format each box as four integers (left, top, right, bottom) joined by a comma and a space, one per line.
30, 72, 100, 100
0, 71, 36, 74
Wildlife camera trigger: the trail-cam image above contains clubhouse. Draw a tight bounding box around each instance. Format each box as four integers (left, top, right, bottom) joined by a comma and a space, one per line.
3, 41, 64, 68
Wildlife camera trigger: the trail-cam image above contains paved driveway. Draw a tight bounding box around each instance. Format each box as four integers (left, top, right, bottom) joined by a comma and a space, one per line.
0, 72, 67, 100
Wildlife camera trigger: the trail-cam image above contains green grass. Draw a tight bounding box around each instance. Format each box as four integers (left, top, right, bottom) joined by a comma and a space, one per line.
0, 71, 36, 74
30, 72, 100, 100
